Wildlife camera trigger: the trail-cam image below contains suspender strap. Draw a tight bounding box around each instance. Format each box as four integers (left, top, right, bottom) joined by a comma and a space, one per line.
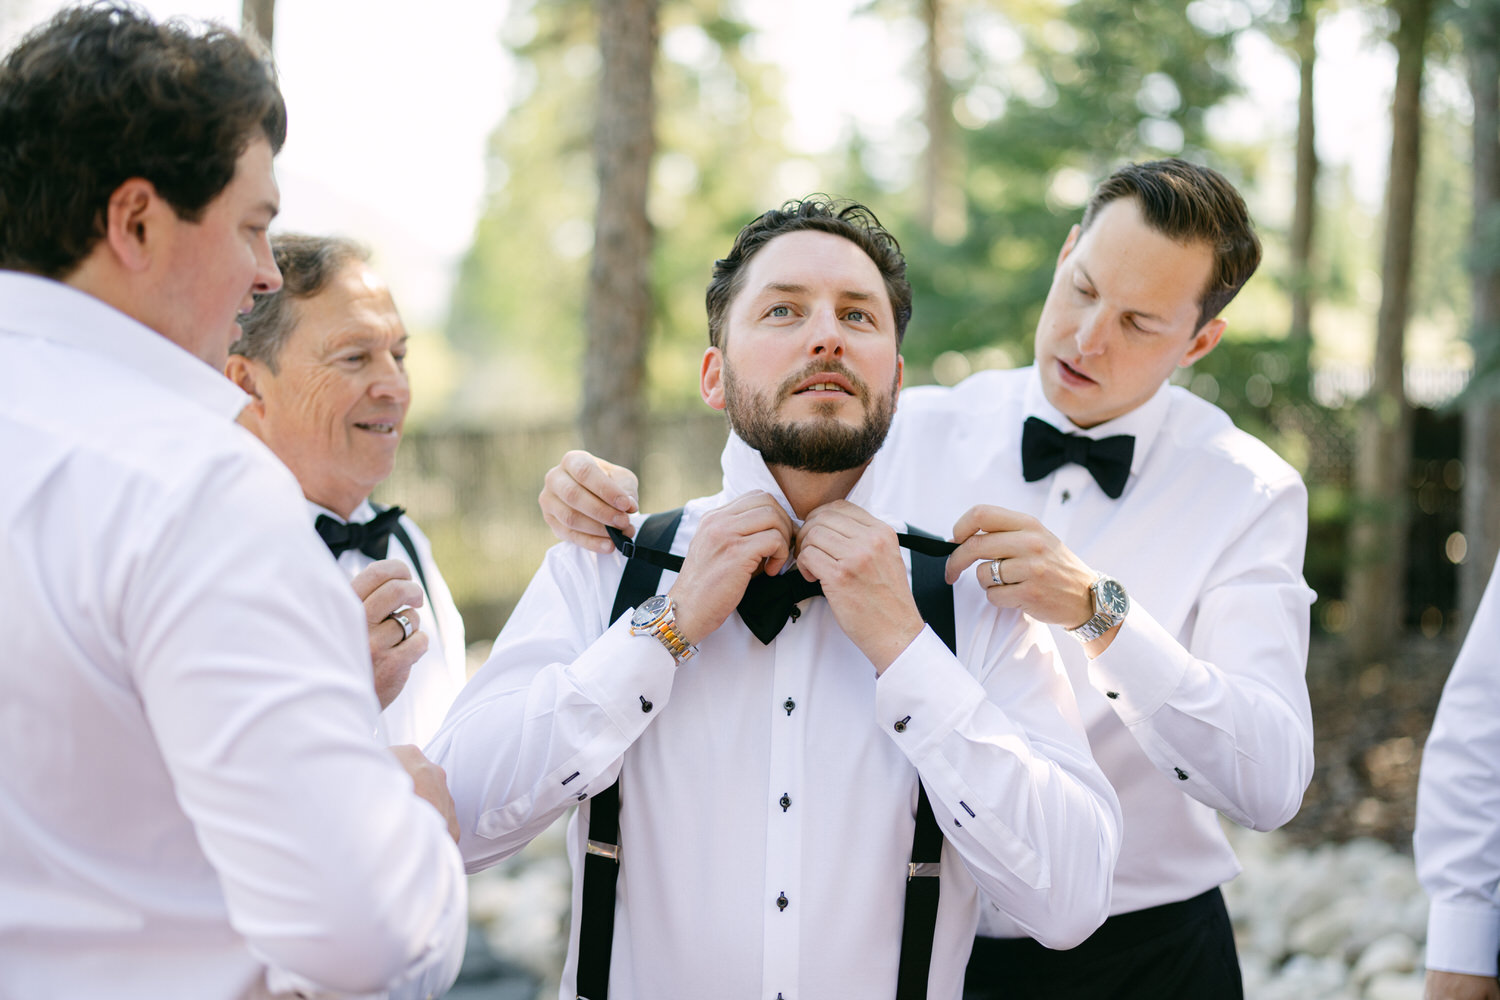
581, 513, 953, 1000
373, 503, 442, 649
578, 509, 684, 1000
899, 524, 956, 1000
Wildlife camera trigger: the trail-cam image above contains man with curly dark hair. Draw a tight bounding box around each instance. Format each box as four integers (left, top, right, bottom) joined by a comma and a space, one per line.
0, 7, 467, 997
430, 197, 1120, 1000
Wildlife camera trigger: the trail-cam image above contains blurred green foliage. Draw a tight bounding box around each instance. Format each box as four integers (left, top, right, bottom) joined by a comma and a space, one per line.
430, 0, 1482, 635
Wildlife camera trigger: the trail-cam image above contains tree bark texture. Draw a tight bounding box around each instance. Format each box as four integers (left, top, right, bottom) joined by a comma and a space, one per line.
1460, 1, 1500, 628
1346, 0, 1432, 663
920, 0, 965, 244
1289, 0, 1319, 390
582, 0, 657, 475
241, 0, 275, 50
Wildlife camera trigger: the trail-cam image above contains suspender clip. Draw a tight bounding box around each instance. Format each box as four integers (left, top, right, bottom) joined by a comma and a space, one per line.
586, 839, 620, 862
907, 861, 940, 880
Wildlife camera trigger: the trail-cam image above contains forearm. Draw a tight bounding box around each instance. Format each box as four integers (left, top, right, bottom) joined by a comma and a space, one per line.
878, 627, 1120, 949
428, 613, 679, 871
135, 471, 469, 994
1416, 598, 1500, 978
1087, 594, 1313, 830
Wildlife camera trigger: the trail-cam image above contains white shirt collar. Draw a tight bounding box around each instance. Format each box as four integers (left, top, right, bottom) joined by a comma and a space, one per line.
307, 498, 376, 525
1022, 366, 1171, 475
718, 429, 882, 524
0, 270, 249, 422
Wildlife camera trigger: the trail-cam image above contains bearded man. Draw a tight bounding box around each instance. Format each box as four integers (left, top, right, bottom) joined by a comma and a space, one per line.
427, 197, 1121, 1000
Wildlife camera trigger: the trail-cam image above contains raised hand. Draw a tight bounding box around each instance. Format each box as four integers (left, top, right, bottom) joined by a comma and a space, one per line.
351, 558, 428, 709
667, 491, 796, 646
795, 500, 924, 674
539, 449, 640, 554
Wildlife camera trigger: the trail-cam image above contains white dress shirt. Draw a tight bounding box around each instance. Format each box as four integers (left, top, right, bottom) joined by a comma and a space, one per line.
312, 500, 466, 747
863, 365, 1315, 931
428, 436, 1120, 1000
0, 272, 466, 1000
1416, 562, 1500, 977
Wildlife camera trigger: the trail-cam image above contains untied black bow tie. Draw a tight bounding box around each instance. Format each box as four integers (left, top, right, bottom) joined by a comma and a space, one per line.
1020, 416, 1134, 500
606, 524, 958, 644
315, 505, 406, 559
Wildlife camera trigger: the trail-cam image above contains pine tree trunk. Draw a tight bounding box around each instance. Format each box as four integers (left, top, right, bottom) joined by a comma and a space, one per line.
920, 0, 964, 243
1288, 0, 1319, 393
582, 0, 657, 475
1346, 0, 1432, 663
1460, 1, 1500, 628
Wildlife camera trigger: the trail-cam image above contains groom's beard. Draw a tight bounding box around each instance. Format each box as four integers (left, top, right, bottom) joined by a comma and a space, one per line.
724, 359, 897, 474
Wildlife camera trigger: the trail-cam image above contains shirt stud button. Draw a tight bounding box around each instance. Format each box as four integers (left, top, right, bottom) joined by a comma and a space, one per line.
1062, 490, 1072, 503
784, 698, 795, 715
639, 695, 652, 713
780, 793, 791, 812
894, 715, 910, 733
776, 892, 788, 911
1106, 691, 1119, 699
1174, 767, 1189, 781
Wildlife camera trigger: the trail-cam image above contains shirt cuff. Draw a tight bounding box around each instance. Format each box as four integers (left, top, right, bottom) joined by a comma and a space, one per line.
1085, 602, 1191, 723
568, 614, 682, 741
873, 625, 987, 760
1426, 901, 1500, 976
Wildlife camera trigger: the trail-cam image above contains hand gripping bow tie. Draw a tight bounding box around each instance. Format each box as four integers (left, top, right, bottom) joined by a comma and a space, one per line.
607, 524, 957, 644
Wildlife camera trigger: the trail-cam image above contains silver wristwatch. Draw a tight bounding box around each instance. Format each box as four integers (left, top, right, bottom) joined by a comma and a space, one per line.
1067, 576, 1130, 643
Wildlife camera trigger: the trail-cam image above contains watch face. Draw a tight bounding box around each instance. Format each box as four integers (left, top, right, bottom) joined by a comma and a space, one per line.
631, 594, 670, 627
1098, 578, 1129, 617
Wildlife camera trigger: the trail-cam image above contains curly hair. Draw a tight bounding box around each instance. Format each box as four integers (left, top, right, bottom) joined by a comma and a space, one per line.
231, 233, 371, 372
705, 196, 913, 348
0, 3, 287, 278
1081, 159, 1261, 332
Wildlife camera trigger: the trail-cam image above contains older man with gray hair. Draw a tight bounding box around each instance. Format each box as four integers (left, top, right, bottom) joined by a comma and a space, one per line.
226, 233, 466, 746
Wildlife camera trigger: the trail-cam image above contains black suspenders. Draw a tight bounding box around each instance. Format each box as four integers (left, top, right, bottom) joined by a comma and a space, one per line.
577, 510, 953, 1000
899, 525, 956, 999
577, 510, 684, 1000
370, 502, 443, 649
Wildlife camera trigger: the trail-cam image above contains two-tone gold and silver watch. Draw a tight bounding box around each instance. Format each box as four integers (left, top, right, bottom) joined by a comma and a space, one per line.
629, 594, 697, 664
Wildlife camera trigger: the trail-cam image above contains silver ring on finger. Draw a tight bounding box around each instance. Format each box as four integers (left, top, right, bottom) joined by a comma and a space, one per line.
388, 611, 414, 643
988, 558, 1006, 587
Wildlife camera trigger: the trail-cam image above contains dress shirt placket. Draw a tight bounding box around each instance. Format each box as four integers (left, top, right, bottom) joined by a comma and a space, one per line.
1037, 463, 1091, 538
762, 612, 810, 996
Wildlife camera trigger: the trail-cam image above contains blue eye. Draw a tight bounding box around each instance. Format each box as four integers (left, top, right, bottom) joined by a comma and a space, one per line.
769, 305, 792, 317
846, 309, 869, 323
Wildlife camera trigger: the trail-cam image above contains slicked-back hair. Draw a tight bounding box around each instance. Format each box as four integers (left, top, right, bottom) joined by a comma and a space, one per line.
705, 196, 913, 349
231, 234, 370, 372
0, 3, 287, 279
1080, 158, 1261, 332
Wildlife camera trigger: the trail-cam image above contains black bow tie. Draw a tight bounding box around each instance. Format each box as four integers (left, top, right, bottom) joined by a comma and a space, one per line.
607, 524, 957, 644
315, 505, 405, 559
1021, 417, 1134, 499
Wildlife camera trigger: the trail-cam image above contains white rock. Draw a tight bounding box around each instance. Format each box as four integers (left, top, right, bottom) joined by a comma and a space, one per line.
1364, 971, 1425, 1000
1266, 953, 1350, 998
1352, 933, 1418, 986
1288, 896, 1370, 958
